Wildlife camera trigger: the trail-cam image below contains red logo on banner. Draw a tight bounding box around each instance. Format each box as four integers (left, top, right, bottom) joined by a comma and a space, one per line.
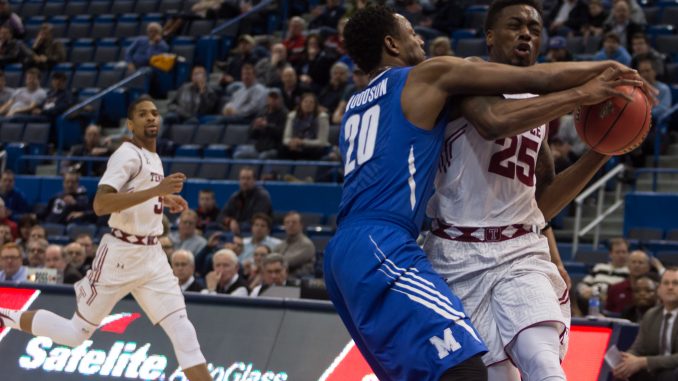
319, 341, 375, 381
0, 287, 41, 342
98, 313, 142, 334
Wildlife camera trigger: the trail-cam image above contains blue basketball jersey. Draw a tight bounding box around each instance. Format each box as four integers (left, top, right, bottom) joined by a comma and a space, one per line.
337, 67, 445, 233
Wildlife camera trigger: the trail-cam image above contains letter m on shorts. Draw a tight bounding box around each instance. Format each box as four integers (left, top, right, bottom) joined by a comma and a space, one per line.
429, 328, 461, 359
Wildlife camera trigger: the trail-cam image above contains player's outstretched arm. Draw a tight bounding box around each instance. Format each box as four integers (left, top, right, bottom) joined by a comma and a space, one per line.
93, 173, 186, 215
461, 67, 643, 140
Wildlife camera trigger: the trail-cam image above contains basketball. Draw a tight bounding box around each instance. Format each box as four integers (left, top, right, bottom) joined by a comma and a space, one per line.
574, 86, 652, 155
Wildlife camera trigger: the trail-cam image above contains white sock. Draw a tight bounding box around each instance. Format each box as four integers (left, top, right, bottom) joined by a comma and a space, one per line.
0, 308, 23, 330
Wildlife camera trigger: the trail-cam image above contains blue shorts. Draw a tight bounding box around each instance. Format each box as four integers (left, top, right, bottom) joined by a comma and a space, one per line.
324, 221, 487, 381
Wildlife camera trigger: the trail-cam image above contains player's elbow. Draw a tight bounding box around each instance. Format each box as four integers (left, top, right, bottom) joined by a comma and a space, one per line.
92, 197, 107, 216
473, 116, 505, 140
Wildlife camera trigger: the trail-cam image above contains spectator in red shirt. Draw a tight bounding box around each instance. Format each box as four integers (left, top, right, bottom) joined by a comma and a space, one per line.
606, 250, 662, 314
283, 16, 306, 65
0, 197, 18, 240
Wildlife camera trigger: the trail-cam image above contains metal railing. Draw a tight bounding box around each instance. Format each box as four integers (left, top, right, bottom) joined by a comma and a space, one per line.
633, 168, 678, 192
210, 0, 275, 36
572, 163, 626, 254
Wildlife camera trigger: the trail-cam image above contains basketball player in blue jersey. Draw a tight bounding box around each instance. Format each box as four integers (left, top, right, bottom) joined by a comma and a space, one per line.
323, 5, 646, 381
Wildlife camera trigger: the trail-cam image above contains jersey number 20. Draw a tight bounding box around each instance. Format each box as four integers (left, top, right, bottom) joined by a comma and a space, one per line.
344, 105, 380, 175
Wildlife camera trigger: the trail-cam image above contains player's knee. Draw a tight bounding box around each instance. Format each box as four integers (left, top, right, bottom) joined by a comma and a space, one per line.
62, 315, 95, 347
440, 354, 487, 381
159, 310, 205, 369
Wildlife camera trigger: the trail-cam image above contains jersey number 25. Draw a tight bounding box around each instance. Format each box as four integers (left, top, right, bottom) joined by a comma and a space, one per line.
488, 135, 538, 186
344, 105, 380, 175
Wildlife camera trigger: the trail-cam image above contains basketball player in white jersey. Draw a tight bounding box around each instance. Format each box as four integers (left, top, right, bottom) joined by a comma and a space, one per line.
424, 1, 652, 380
0, 96, 212, 381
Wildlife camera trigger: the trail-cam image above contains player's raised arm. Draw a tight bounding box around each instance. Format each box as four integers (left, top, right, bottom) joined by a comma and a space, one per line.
93, 173, 186, 215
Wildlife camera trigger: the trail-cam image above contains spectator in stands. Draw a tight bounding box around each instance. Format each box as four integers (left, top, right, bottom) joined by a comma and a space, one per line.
162, 0, 224, 38
551, 114, 587, 170
580, 0, 607, 38
38, 171, 91, 224
26, 238, 47, 268
0, 169, 28, 219
613, 268, 678, 381
202, 248, 249, 296
220, 166, 273, 233
218, 34, 259, 85
0, 242, 26, 281
332, 66, 369, 124
195, 231, 233, 275
166, 65, 218, 124
0, 197, 17, 239
635, 54, 672, 120
233, 88, 288, 160
29, 225, 46, 241
605, 0, 646, 27
26, 23, 65, 71
250, 253, 296, 297
255, 43, 289, 87
606, 250, 658, 314
324, 17, 349, 59
33, 72, 72, 122
124, 22, 169, 73
428, 36, 453, 58
630, 33, 667, 81
247, 243, 270, 289
283, 16, 307, 66
196, 189, 220, 232
0, 0, 23, 39
577, 237, 630, 314
241, 213, 281, 264
171, 250, 205, 293
593, 32, 631, 67
75, 233, 95, 266
621, 275, 658, 323
274, 211, 315, 280
65, 124, 111, 176
603, 0, 645, 49
0, 68, 46, 117
44, 244, 82, 284
279, 65, 304, 111
16, 215, 36, 257
221, 62, 267, 122
170, 209, 208, 255
547, 0, 589, 36
0, 71, 13, 104
544, 36, 573, 63
318, 61, 349, 114
0, 25, 30, 68
296, 33, 336, 91
64, 241, 89, 276
159, 236, 174, 261
280, 92, 330, 160
309, 0, 346, 30
0, 224, 11, 246
224, 234, 244, 258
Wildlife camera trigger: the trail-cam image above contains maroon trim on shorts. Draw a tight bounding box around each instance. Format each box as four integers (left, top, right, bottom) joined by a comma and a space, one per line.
431, 219, 541, 243
86, 245, 108, 306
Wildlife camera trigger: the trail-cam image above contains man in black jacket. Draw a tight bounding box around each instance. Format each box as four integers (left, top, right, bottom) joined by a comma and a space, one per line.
171, 250, 205, 293
220, 167, 272, 234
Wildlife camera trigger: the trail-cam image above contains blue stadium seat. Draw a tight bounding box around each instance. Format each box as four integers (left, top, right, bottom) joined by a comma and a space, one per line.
168, 124, 196, 145
300, 212, 325, 226
573, 250, 609, 266
655, 35, 678, 59
188, 20, 215, 37
93, 39, 121, 64
91, 15, 116, 39
656, 251, 678, 267
64, 0, 89, 17
43, 1, 65, 16
454, 38, 487, 57
110, 1, 135, 14
171, 37, 196, 67
69, 39, 95, 65
0, 122, 24, 143
197, 162, 229, 179
157, 0, 184, 13
43, 223, 66, 237
293, 164, 319, 181
628, 227, 664, 241
221, 124, 251, 146
97, 62, 126, 88
67, 15, 92, 39
174, 144, 201, 157
451, 28, 478, 40
170, 161, 200, 177
134, 0, 159, 14
48, 15, 69, 38
4, 63, 23, 88
72, 63, 99, 89
19, 1, 43, 18
203, 144, 229, 158
87, 0, 112, 15
115, 15, 141, 38
643, 6, 660, 25
262, 163, 292, 178
193, 124, 224, 145
463, 6, 488, 29
25, 16, 45, 39
66, 223, 97, 240
660, 7, 678, 29
23, 123, 50, 145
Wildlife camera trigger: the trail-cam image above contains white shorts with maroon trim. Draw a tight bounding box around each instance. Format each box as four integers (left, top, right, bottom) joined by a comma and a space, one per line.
74, 234, 185, 326
423, 232, 570, 365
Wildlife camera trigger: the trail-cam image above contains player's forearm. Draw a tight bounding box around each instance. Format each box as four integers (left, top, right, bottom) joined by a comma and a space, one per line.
464, 88, 588, 140
544, 228, 564, 267
93, 187, 160, 216
527, 61, 620, 93
536, 150, 610, 220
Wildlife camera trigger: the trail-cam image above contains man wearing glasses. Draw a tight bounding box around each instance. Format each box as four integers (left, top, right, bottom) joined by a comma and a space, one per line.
0, 242, 27, 282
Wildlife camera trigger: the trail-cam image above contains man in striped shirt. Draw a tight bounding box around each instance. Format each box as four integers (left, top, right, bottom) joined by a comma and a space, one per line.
577, 237, 630, 314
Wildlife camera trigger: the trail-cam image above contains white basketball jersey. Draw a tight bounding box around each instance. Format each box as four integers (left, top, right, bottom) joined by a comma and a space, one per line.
99, 142, 165, 236
427, 93, 546, 227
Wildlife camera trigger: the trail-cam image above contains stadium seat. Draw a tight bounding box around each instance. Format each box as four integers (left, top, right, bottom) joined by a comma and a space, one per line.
23, 123, 51, 145
4, 63, 23, 88
0, 122, 24, 143
228, 163, 259, 180
628, 227, 664, 241
43, 223, 66, 237
197, 162, 229, 179
262, 163, 292, 178
168, 124, 196, 145
666, 229, 678, 242
174, 144, 201, 157
655, 35, 678, 58
660, 7, 678, 29
221, 124, 251, 146
134, 0, 159, 14
157, 0, 184, 13
583, 34, 602, 54
91, 15, 116, 39
20, 1, 44, 18
451, 28, 477, 40
193, 124, 224, 145
87, 0, 112, 15
49, 16, 69, 38
643, 6, 660, 25
171, 37, 196, 66
69, 39, 95, 65
573, 250, 609, 266
97, 63, 126, 88
64, 0, 89, 17
203, 144, 229, 158
188, 20, 215, 37
293, 165, 319, 181
66, 223, 97, 241
93, 39, 121, 65
110, 1, 135, 14
24, 16, 45, 39
463, 7, 488, 29
115, 17, 141, 38
170, 161, 200, 177
656, 251, 678, 267
72, 63, 99, 89
300, 212, 325, 226
67, 15, 92, 39
454, 38, 487, 57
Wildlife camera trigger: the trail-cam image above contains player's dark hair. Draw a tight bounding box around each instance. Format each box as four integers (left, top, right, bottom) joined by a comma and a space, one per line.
127, 95, 155, 119
485, 0, 544, 32
343, 5, 400, 74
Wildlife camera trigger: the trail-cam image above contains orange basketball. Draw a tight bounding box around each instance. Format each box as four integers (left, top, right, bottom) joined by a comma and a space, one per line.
574, 86, 652, 155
